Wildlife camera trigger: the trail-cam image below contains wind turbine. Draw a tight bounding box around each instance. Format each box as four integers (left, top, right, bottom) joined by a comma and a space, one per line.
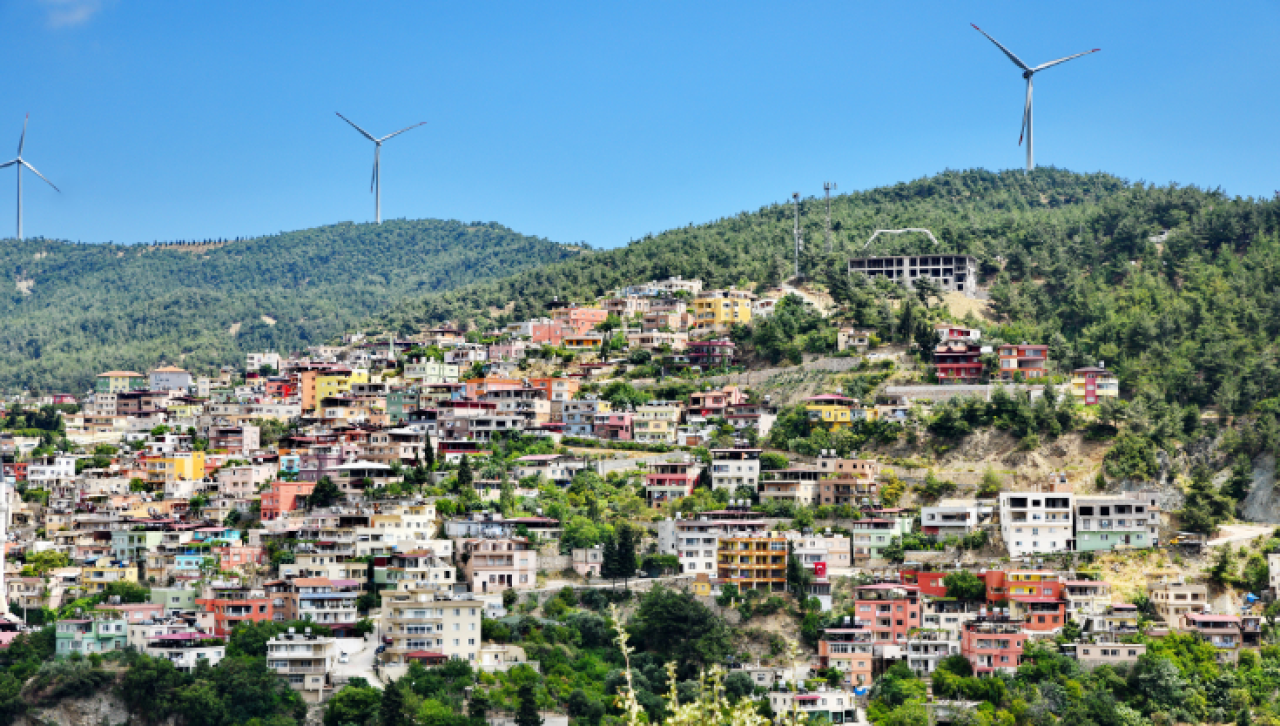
336, 113, 426, 224
971, 24, 1100, 172
0, 115, 60, 241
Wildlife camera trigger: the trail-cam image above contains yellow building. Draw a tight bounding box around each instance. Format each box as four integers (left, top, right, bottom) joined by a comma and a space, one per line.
315, 369, 370, 404
95, 370, 146, 393
692, 289, 753, 332
80, 556, 140, 594
147, 451, 207, 486
634, 402, 682, 444
691, 573, 712, 597
804, 395, 858, 431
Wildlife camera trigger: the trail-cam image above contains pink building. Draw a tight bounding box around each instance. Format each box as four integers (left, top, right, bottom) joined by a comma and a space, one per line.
688, 386, 746, 418
961, 619, 1027, 675
593, 412, 633, 441
215, 545, 267, 571
851, 583, 921, 645
644, 460, 703, 506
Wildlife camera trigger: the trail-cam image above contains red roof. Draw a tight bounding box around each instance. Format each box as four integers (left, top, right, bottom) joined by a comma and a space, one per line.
1187, 613, 1241, 623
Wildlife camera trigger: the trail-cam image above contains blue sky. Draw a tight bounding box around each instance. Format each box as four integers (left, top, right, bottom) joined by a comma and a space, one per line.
1, 1, 1276, 246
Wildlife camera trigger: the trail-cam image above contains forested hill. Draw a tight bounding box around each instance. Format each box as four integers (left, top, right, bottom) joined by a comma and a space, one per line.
0, 219, 579, 392
380, 168, 1280, 413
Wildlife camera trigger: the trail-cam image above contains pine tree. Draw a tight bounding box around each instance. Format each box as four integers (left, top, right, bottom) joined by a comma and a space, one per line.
601, 533, 619, 582
616, 524, 638, 585
515, 683, 543, 726
422, 442, 436, 471
380, 681, 409, 726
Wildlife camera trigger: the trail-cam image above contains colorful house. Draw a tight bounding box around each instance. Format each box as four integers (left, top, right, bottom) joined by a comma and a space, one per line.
95, 371, 147, 393
1071, 366, 1119, 405
804, 394, 856, 431
998, 344, 1048, 381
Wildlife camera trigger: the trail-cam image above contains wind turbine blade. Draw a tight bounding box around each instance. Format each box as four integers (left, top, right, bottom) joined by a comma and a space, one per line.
336, 112, 377, 143
18, 114, 28, 156
1032, 48, 1101, 72
1019, 78, 1032, 146
0, 160, 16, 170
971, 24, 1030, 71
377, 121, 426, 143
21, 160, 59, 192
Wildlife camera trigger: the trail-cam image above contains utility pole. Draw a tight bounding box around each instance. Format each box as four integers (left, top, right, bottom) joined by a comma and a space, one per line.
792, 192, 802, 280
824, 182, 837, 254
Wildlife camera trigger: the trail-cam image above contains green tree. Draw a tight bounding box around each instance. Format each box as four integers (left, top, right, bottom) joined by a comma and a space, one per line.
627, 585, 732, 678
515, 682, 543, 726
308, 476, 342, 509
381, 680, 411, 726
943, 571, 986, 601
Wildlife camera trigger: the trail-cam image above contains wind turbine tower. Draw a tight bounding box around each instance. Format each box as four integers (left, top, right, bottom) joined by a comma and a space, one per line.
823, 182, 837, 253
0, 115, 60, 241
971, 24, 1100, 172
336, 113, 426, 224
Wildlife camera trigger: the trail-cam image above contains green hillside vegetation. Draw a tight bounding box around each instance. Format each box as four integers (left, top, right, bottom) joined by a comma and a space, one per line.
381, 168, 1280, 414
0, 219, 578, 392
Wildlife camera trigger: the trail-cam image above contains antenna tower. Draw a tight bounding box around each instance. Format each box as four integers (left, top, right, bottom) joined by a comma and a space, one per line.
792, 192, 802, 279
823, 182, 837, 253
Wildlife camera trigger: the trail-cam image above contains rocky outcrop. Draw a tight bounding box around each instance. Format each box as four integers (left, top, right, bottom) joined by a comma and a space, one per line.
12, 691, 151, 726
1238, 454, 1279, 522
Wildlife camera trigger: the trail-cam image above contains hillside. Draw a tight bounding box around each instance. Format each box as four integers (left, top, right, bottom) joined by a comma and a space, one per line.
0, 219, 579, 392
380, 168, 1280, 413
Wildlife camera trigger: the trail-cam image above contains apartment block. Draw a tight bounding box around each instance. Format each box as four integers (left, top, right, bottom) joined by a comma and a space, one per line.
717, 534, 788, 593
999, 485, 1074, 558
458, 538, 536, 593
848, 255, 978, 297
997, 344, 1048, 381
709, 448, 760, 493
1075, 491, 1160, 551
266, 628, 337, 702
379, 583, 484, 674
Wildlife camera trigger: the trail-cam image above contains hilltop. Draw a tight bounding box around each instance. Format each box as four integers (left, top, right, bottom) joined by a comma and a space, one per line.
0, 219, 579, 392
379, 167, 1280, 413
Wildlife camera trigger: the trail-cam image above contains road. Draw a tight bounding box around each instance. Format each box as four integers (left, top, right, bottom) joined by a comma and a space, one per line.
330, 636, 383, 689
1207, 524, 1276, 548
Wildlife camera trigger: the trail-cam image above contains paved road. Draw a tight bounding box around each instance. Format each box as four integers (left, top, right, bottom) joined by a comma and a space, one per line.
1207, 524, 1276, 547
330, 636, 383, 689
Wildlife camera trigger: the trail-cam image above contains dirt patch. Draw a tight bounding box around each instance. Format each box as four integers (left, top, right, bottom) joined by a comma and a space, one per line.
942, 292, 994, 322
261, 315, 277, 325
228, 322, 241, 337
15, 278, 33, 295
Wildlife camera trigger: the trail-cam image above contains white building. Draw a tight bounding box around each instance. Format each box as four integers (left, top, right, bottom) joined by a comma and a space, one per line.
379, 583, 484, 677
144, 632, 226, 671
921, 499, 985, 538
656, 510, 767, 577
709, 448, 761, 493
150, 366, 193, 392
27, 456, 76, 487
1000, 483, 1075, 558
246, 352, 282, 372
266, 627, 337, 702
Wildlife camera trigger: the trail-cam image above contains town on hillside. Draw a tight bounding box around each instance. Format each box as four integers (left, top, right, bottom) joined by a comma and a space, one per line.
0, 266, 1271, 726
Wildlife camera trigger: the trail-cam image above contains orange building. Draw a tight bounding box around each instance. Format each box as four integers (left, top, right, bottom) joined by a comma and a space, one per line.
196, 586, 275, 636
528, 377, 580, 404
261, 481, 315, 521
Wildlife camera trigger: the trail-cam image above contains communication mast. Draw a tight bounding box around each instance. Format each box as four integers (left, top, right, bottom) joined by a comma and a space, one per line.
792, 192, 803, 279
824, 182, 837, 253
